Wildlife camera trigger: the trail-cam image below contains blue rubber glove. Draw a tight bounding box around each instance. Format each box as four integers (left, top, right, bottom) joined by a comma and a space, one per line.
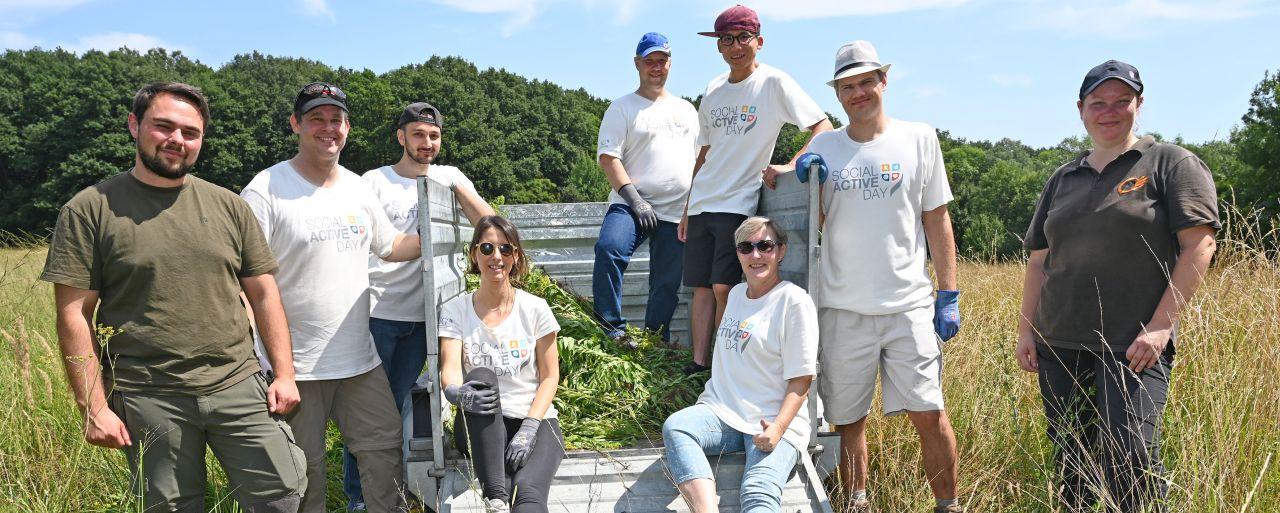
795, 153, 829, 184
934, 290, 961, 342
505, 417, 541, 470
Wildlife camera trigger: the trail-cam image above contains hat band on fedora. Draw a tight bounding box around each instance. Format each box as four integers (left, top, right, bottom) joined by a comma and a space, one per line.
835, 61, 882, 77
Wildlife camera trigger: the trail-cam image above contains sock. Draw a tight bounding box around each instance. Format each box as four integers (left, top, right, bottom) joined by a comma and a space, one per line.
936, 498, 958, 508
850, 489, 867, 501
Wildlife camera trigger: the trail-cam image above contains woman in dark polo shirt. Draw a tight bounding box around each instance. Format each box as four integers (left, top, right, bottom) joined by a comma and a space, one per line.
1015, 60, 1219, 512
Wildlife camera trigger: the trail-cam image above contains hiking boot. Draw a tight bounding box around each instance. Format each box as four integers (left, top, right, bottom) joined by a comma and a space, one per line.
682, 361, 711, 376
933, 503, 964, 513
611, 331, 639, 350
347, 499, 366, 512
484, 498, 510, 512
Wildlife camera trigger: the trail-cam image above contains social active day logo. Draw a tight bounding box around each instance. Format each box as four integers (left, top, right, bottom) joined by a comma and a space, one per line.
718, 316, 756, 353
708, 104, 758, 136
304, 213, 368, 252
830, 162, 904, 200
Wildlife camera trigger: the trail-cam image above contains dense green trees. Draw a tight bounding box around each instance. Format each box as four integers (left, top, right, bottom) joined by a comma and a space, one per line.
0, 48, 1273, 259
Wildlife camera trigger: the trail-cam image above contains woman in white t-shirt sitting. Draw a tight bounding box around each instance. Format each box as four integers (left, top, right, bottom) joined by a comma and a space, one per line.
439, 215, 564, 513
662, 216, 820, 512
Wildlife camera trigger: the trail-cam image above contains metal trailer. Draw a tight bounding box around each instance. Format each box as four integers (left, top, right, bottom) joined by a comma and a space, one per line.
408, 164, 835, 512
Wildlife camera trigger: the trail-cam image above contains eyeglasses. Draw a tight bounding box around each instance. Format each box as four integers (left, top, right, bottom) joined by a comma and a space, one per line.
476, 242, 517, 256
299, 82, 347, 102
735, 239, 778, 255
717, 33, 758, 47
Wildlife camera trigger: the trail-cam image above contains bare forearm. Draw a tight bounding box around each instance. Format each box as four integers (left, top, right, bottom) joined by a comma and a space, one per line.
384, 233, 423, 262
526, 374, 558, 420
923, 206, 958, 290
57, 314, 106, 414
773, 376, 812, 431
247, 285, 295, 380
454, 187, 496, 226
1147, 234, 1216, 331
600, 155, 631, 192
1020, 250, 1048, 336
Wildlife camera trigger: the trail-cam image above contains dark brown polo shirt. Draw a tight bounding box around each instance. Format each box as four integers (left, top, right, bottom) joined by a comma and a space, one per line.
1024, 136, 1219, 352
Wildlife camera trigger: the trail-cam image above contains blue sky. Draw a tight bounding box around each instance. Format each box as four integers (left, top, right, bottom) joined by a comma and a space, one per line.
3, 0, 1278, 148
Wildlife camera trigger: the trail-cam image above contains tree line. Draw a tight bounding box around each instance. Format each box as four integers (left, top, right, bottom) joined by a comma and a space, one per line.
1, 48, 1275, 259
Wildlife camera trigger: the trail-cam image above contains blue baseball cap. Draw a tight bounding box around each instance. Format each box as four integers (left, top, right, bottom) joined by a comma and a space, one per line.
636, 32, 671, 57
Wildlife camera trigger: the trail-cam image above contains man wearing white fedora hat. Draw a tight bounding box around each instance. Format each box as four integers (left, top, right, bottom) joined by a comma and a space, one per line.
801, 40, 964, 513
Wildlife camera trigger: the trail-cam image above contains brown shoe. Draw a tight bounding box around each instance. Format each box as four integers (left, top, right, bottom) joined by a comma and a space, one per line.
932, 504, 964, 513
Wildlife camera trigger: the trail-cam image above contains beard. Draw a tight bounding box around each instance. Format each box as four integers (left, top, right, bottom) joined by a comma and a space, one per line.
138, 141, 195, 179
406, 147, 435, 166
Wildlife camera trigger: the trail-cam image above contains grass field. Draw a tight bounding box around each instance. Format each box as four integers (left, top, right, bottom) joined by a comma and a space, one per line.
1, 237, 1277, 512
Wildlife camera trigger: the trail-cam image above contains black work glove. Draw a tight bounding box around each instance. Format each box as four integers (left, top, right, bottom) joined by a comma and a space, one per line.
618, 183, 658, 232
443, 381, 499, 415
505, 417, 541, 470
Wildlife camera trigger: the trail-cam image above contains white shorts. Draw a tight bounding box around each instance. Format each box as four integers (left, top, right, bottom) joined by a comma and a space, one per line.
817, 305, 945, 425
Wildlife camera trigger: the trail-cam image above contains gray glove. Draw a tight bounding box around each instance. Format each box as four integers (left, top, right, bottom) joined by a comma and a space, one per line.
505, 417, 541, 470
443, 381, 499, 415
618, 184, 658, 232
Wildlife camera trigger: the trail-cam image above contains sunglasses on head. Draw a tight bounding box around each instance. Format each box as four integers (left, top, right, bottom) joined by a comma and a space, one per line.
300, 82, 347, 102
476, 242, 517, 256
735, 239, 778, 255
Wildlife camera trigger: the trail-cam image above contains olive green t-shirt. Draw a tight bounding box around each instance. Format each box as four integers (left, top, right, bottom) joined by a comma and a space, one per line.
41, 171, 278, 394
1024, 137, 1220, 352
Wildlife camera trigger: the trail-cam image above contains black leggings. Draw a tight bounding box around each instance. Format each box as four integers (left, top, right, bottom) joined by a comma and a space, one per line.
452, 368, 564, 512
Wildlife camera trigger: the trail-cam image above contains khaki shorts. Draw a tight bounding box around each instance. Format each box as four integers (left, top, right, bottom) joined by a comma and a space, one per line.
817, 306, 945, 425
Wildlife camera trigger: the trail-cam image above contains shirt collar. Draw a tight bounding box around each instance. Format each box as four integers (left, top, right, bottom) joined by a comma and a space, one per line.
1064, 135, 1156, 175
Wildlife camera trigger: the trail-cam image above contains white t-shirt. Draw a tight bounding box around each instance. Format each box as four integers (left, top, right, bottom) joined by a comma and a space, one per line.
241, 160, 398, 381
698, 281, 819, 450
688, 64, 826, 217
812, 119, 954, 314
438, 290, 561, 419
597, 93, 700, 222
363, 164, 477, 322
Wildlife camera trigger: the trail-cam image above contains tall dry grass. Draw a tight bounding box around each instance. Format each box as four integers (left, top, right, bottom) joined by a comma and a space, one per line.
0, 210, 1276, 511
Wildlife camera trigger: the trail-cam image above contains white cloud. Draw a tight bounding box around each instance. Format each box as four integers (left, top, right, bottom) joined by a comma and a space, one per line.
747, 0, 971, 20
1, 30, 37, 49
62, 32, 186, 54
433, 0, 538, 35
299, 0, 335, 21
1030, 0, 1267, 34
991, 73, 1033, 86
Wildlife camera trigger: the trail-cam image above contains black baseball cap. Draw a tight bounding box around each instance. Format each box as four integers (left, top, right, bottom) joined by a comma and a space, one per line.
294, 82, 348, 116
1079, 60, 1143, 100
397, 102, 442, 130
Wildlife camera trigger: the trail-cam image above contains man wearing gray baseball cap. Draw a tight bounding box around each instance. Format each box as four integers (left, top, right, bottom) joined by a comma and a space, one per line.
802, 41, 964, 513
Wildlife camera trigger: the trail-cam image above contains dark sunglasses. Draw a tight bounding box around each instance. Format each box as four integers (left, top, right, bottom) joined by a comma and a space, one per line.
300, 82, 347, 102
717, 33, 758, 47
476, 242, 517, 256
735, 239, 778, 255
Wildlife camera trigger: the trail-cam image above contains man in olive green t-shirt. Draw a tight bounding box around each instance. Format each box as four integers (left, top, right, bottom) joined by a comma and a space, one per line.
40, 82, 307, 513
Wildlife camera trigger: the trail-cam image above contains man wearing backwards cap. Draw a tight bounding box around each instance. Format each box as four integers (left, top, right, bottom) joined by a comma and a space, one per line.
339, 103, 495, 511
680, 4, 832, 375
592, 32, 699, 348
241, 82, 421, 513
802, 41, 964, 513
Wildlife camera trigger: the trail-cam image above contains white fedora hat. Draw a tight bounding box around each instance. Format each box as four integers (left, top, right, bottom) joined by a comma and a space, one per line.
827, 40, 892, 87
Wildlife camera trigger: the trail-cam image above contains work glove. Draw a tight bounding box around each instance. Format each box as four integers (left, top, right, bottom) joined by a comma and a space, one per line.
795, 152, 829, 184
618, 183, 658, 232
443, 381, 500, 415
505, 417, 542, 470
934, 290, 961, 343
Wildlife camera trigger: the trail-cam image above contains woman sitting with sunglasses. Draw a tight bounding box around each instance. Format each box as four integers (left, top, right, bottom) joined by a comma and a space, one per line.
439, 215, 563, 513
662, 216, 819, 512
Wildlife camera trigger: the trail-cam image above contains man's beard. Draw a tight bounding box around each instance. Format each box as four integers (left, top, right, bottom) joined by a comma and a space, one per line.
138, 141, 195, 180
407, 148, 435, 166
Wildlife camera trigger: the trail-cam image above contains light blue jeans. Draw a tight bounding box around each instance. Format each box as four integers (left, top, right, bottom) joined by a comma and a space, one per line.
661, 404, 800, 512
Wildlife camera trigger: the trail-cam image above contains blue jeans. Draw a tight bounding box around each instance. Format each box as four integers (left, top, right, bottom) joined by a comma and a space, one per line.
592, 203, 684, 340
343, 318, 427, 504
662, 404, 800, 513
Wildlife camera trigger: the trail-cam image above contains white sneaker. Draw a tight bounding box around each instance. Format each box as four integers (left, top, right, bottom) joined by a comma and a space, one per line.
484, 498, 510, 512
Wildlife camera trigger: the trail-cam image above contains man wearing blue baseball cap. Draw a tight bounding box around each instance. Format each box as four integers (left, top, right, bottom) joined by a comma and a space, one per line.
592, 32, 700, 348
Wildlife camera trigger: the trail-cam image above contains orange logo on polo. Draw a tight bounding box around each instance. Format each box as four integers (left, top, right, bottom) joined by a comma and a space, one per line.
1117, 176, 1149, 195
